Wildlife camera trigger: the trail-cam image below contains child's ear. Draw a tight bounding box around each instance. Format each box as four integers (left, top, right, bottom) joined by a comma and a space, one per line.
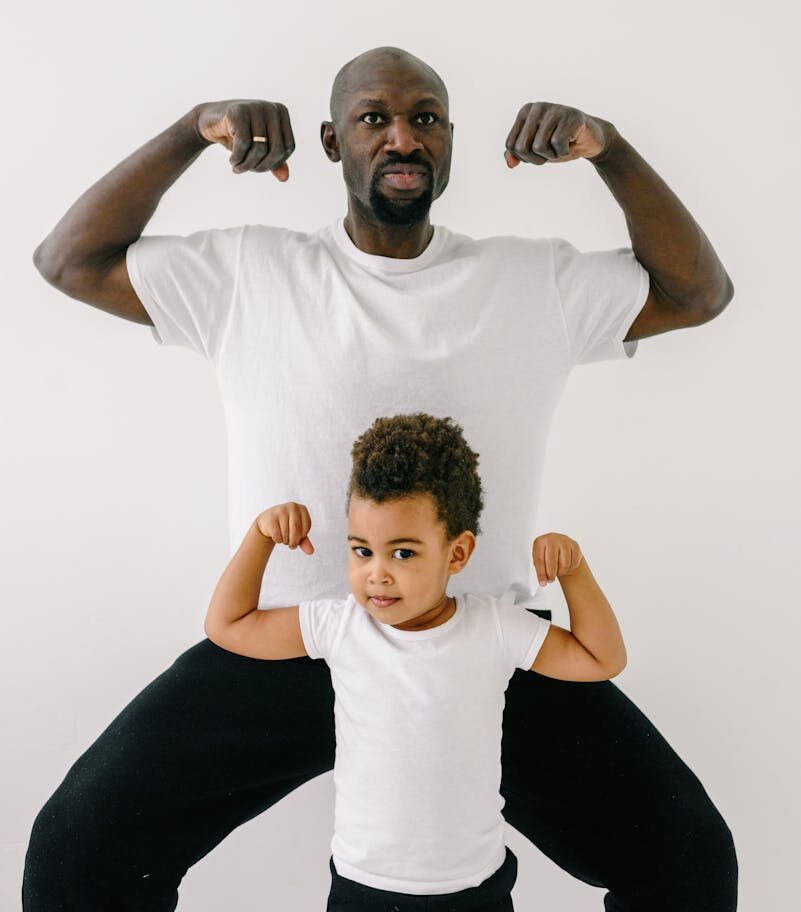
448, 531, 476, 575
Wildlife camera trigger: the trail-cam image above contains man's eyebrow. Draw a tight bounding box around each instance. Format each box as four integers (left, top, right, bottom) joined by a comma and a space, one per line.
348, 535, 425, 545
354, 96, 444, 110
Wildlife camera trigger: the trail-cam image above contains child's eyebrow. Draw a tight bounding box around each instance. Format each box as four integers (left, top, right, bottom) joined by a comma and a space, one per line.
347, 535, 425, 545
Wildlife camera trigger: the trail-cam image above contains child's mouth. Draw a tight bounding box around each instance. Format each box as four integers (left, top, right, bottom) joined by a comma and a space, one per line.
370, 597, 400, 608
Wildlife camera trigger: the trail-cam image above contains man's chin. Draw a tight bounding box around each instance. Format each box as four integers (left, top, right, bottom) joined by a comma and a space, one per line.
370, 189, 433, 226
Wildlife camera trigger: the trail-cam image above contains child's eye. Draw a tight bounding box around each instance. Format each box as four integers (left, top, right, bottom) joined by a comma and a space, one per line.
351, 546, 415, 560
392, 549, 415, 560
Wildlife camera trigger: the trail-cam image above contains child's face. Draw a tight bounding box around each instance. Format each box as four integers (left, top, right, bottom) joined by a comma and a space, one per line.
347, 492, 474, 630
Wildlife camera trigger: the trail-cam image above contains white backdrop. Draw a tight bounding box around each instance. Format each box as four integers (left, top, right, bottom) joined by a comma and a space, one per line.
3, 1, 798, 909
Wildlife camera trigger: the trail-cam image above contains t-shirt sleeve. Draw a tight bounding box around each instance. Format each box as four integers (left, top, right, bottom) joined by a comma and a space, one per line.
495, 600, 552, 671
550, 237, 650, 365
125, 226, 246, 362
298, 597, 349, 661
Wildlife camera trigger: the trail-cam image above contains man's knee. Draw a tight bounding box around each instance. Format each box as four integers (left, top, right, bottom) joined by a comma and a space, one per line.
24, 746, 145, 903
678, 812, 738, 909
23, 775, 104, 906
604, 809, 738, 912
664, 776, 738, 908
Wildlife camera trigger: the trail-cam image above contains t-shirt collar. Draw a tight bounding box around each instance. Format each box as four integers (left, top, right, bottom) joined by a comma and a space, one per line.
333, 216, 446, 274
370, 594, 464, 640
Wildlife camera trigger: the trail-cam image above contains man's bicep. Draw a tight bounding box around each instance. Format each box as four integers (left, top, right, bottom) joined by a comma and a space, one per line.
530, 625, 609, 682
103, 252, 153, 324
624, 276, 712, 342
38, 247, 153, 326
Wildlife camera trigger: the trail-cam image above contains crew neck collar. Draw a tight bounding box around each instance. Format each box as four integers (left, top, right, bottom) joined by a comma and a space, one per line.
373, 594, 464, 641
333, 217, 446, 274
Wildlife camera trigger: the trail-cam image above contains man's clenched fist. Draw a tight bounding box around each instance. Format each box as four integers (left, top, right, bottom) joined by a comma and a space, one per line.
504, 101, 617, 167
195, 99, 296, 179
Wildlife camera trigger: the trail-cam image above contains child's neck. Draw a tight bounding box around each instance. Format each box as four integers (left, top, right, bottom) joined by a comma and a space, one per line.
392, 594, 456, 632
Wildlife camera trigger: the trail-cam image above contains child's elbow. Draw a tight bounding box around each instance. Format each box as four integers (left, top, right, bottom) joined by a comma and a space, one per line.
204, 616, 224, 645
598, 647, 627, 680
606, 652, 627, 679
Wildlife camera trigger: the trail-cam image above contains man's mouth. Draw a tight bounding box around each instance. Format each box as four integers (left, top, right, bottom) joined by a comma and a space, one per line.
381, 164, 429, 190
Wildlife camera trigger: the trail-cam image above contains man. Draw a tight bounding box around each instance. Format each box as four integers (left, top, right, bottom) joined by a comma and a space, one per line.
25, 46, 737, 911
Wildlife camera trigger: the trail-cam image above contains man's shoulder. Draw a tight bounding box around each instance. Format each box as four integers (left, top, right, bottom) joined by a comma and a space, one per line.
438, 226, 556, 260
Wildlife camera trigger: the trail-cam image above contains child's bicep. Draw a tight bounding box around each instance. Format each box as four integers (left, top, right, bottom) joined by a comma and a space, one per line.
210, 606, 308, 660
530, 625, 610, 682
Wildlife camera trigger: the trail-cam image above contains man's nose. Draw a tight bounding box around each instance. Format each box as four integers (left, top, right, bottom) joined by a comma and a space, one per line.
384, 117, 424, 155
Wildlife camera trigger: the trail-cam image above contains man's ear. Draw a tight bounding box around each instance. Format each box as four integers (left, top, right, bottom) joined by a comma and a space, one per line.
320, 122, 341, 162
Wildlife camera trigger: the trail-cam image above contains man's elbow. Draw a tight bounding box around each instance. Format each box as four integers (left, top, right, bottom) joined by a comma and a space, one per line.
32, 238, 75, 289
32, 241, 57, 284
695, 273, 735, 326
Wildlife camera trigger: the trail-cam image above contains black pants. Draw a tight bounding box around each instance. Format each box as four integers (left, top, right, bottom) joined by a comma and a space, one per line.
326, 847, 518, 911
22, 630, 738, 911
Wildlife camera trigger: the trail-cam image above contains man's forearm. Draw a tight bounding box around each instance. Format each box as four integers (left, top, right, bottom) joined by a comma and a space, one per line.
34, 106, 209, 281
560, 560, 627, 673
590, 132, 733, 316
206, 520, 275, 630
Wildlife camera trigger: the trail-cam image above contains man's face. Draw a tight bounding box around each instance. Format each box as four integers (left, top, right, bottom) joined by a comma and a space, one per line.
327, 65, 453, 226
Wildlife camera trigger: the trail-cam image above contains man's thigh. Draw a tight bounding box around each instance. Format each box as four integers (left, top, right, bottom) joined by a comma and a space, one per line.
500, 669, 738, 911
23, 639, 335, 911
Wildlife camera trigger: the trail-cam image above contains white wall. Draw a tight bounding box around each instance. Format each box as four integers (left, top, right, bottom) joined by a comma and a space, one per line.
3, 0, 798, 908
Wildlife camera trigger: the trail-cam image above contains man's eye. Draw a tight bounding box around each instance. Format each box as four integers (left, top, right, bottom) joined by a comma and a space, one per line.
360, 112, 438, 126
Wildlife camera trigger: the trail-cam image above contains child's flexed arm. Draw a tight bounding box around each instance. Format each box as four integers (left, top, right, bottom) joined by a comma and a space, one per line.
529, 534, 627, 681
204, 503, 313, 660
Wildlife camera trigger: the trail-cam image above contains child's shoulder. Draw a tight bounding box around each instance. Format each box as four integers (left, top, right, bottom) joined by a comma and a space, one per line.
299, 593, 355, 612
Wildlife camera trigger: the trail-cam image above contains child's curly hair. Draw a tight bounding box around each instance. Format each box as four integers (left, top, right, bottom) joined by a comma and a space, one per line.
346, 413, 484, 540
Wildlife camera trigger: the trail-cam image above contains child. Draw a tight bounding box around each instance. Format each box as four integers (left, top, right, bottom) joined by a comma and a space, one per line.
204, 413, 627, 911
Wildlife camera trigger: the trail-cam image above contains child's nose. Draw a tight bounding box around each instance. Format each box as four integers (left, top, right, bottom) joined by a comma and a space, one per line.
368, 560, 391, 582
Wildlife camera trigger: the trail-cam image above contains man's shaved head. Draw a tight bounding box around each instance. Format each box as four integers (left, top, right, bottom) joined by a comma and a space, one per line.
329, 46, 449, 128
321, 45, 453, 234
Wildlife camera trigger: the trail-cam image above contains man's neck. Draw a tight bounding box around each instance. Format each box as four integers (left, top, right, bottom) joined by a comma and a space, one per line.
343, 213, 434, 259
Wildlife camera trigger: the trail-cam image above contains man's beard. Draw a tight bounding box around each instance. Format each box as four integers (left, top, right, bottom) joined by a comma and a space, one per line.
368, 171, 434, 226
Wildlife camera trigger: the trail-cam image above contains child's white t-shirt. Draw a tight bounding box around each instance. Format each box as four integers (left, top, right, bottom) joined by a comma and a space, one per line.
126, 218, 648, 610
298, 590, 551, 895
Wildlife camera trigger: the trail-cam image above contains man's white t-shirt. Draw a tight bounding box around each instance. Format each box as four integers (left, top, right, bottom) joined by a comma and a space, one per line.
298, 590, 551, 894
126, 217, 648, 611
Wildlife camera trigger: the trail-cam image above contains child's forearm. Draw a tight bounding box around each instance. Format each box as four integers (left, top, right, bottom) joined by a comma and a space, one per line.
559, 560, 627, 673
206, 520, 274, 630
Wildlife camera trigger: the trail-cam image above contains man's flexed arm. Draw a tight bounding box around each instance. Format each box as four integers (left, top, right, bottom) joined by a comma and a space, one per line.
33, 100, 295, 324
505, 102, 734, 341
